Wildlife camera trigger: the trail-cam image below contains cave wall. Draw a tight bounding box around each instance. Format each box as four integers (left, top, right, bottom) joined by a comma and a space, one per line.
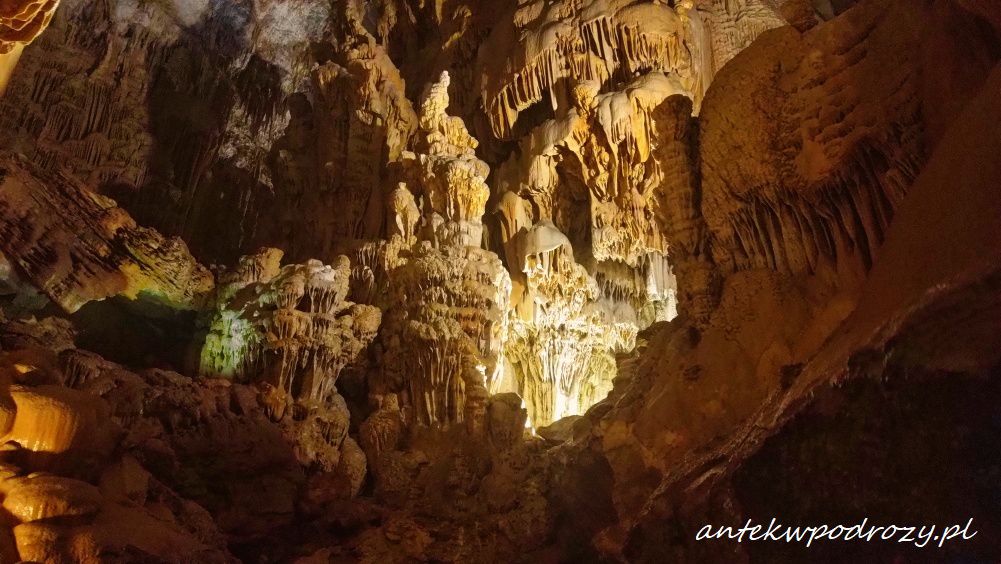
558, 1, 1001, 561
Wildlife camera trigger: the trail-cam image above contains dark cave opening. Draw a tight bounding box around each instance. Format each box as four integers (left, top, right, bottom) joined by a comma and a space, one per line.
70, 296, 202, 371
733, 367, 1001, 562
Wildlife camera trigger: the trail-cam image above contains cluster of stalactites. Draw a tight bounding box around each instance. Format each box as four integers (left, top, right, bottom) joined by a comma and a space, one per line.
580, 72, 686, 265
492, 71, 684, 278
500, 219, 637, 426
593, 250, 678, 327
507, 319, 634, 427
405, 328, 477, 427
507, 321, 596, 427
479, 0, 707, 139
200, 250, 381, 406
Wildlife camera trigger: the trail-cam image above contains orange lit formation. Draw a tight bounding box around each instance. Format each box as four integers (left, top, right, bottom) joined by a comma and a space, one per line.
0, 0, 58, 93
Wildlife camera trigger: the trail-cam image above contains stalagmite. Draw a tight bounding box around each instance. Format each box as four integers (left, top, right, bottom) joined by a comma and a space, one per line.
374, 241, 511, 426
405, 71, 491, 248
356, 70, 513, 428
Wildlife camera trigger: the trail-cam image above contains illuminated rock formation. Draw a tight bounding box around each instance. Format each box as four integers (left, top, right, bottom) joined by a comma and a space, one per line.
504, 221, 635, 427
493, 72, 683, 327
479, 0, 697, 139
0, 0, 58, 54
478, 0, 784, 339
1, 464, 234, 563
477, 0, 784, 140
496, 73, 684, 263
385, 184, 421, 242
491, 68, 689, 424
0, 0, 58, 94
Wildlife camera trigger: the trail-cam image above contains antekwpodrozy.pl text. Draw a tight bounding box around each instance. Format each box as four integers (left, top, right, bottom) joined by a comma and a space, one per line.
695, 518, 977, 549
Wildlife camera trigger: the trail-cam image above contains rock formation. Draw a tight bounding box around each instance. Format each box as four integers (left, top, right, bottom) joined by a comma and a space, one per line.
0, 153, 213, 313
505, 229, 635, 426
198, 248, 381, 488
351, 72, 512, 428
556, 2, 1001, 562
0, 0, 58, 94
199, 249, 380, 401
375, 241, 510, 427
267, 0, 418, 258
0, 0, 1000, 562
493, 72, 684, 325
0, 344, 250, 562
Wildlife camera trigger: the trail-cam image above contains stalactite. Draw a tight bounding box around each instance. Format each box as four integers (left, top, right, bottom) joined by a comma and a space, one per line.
477, 0, 780, 140
708, 125, 924, 276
